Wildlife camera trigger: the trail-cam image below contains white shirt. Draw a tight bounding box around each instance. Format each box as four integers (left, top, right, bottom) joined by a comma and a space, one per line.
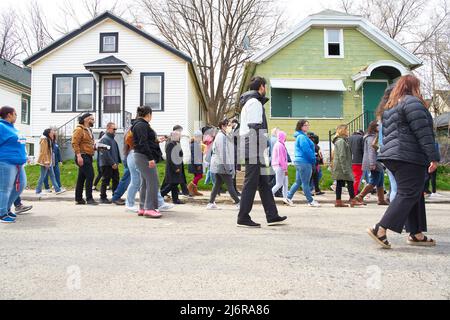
239, 98, 263, 136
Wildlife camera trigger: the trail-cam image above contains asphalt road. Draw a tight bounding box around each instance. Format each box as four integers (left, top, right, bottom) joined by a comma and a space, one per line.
1, 201, 449, 300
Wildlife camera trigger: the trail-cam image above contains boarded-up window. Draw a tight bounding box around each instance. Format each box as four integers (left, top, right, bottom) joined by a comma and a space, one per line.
271, 89, 343, 118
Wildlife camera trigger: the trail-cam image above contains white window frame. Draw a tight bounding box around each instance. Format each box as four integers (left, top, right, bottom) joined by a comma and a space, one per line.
324, 28, 344, 59
143, 76, 162, 111
76, 77, 94, 112
103, 36, 116, 52
55, 77, 73, 112
21, 96, 30, 125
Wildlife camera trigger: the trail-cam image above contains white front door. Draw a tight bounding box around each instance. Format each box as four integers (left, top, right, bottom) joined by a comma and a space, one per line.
101, 77, 123, 128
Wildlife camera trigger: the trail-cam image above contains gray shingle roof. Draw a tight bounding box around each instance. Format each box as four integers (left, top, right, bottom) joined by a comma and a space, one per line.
0, 58, 31, 89
84, 55, 128, 66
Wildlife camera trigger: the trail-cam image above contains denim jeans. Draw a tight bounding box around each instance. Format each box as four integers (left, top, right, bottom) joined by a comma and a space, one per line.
36, 166, 61, 194
112, 163, 130, 201
44, 164, 61, 190
387, 169, 397, 202
126, 152, 141, 207
368, 170, 384, 188
0, 162, 26, 216
288, 162, 314, 203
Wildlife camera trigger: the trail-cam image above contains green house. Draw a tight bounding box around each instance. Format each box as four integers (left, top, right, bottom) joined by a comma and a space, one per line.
239, 10, 422, 146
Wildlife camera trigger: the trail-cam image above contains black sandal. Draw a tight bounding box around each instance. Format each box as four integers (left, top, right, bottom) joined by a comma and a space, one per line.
367, 224, 391, 249
407, 234, 436, 247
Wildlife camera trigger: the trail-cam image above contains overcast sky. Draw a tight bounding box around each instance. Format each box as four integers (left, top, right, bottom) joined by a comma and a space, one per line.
0, 0, 344, 32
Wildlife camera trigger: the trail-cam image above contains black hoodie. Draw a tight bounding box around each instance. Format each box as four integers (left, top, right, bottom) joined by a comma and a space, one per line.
132, 118, 162, 162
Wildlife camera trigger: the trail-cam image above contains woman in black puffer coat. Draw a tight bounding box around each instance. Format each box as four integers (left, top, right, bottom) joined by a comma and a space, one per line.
367, 75, 440, 249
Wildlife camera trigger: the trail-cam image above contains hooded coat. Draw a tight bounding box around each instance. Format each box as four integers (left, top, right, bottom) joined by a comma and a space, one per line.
331, 136, 354, 181
271, 131, 288, 171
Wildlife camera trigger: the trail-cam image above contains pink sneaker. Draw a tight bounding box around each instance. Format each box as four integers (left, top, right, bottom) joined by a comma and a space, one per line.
138, 209, 145, 217
144, 210, 162, 219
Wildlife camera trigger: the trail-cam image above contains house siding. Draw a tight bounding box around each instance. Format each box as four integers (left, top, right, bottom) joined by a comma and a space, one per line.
29, 18, 189, 142
186, 66, 205, 136
254, 27, 404, 141
0, 82, 31, 138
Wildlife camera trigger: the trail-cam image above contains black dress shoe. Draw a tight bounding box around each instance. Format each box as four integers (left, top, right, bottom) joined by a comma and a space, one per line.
86, 199, 99, 206
113, 199, 126, 206
76, 199, 86, 205
237, 220, 261, 228
267, 216, 287, 226
100, 198, 112, 204
173, 199, 185, 205
315, 191, 325, 196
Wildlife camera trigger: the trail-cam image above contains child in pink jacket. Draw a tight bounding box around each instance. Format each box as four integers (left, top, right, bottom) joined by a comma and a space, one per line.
271, 131, 291, 205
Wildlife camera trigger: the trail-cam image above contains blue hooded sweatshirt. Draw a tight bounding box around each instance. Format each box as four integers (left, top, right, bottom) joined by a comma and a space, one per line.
294, 131, 316, 165
0, 119, 27, 165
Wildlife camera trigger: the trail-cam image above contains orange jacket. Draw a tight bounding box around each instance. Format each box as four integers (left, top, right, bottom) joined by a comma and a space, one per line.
72, 124, 95, 156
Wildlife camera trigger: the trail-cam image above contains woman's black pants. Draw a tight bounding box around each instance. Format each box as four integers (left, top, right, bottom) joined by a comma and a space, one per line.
379, 160, 428, 235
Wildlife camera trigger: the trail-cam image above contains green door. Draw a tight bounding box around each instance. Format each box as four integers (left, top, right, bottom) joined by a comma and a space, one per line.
363, 81, 388, 129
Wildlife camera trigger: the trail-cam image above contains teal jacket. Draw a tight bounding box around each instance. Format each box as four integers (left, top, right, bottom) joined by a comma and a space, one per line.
0, 119, 27, 165
293, 131, 315, 165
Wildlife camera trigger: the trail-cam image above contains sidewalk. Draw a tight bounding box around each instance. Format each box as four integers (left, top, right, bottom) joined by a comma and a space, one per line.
20, 189, 450, 205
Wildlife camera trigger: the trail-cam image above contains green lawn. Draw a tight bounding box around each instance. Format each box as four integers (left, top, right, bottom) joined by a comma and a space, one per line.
24, 161, 450, 191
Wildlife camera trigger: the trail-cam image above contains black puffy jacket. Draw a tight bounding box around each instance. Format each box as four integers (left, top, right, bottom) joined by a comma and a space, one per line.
378, 95, 440, 167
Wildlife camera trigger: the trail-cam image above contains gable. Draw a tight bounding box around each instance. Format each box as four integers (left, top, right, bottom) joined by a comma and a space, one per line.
27, 19, 189, 71
251, 14, 421, 68
23, 12, 191, 66
255, 27, 403, 76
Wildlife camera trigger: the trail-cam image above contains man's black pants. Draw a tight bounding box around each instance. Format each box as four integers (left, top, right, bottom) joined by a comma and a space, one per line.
100, 166, 120, 200
379, 160, 428, 235
75, 154, 95, 202
238, 163, 278, 223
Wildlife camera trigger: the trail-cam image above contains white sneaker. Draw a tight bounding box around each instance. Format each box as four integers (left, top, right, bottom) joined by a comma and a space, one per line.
126, 206, 139, 213
206, 203, 221, 210
283, 198, 295, 206
308, 200, 321, 207
35, 192, 48, 198
159, 203, 174, 212
55, 188, 67, 195
43, 189, 53, 194
430, 193, 443, 198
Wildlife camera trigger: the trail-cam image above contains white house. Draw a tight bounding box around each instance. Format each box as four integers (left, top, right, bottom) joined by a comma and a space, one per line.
0, 58, 34, 156
23, 11, 207, 158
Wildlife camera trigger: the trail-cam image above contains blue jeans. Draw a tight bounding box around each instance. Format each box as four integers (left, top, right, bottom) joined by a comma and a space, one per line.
387, 169, 397, 202
112, 163, 130, 201
0, 162, 26, 216
126, 152, 141, 207
36, 166, 61, 194
288, 162, 314, 203
205, 168, 216, 185
44, 164, 61, 189
368, 170, 384, 188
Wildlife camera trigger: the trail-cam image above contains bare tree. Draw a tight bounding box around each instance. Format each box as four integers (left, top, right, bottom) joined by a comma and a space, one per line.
18, 1, 55, 59
0, 8, 23, 63
137, 0, 285, 125
54, 0, 129, 35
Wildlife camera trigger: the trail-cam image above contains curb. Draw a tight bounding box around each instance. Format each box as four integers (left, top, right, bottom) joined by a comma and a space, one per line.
19, 195, 450, 205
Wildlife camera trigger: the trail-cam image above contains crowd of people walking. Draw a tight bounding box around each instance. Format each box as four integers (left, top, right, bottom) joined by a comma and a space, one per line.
0, 74, 443, 249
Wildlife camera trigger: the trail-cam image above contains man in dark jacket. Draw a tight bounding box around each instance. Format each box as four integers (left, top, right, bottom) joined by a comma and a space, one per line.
98, 122, 122, 204
348, 130, 365, 194
237, 76, 287, 228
